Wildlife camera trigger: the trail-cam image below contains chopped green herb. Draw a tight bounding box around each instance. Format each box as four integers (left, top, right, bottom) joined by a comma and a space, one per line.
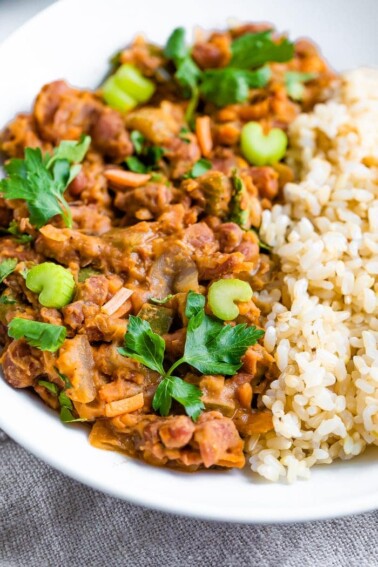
125, 156, 148, 174
8, 318, 67, 352
0, 258, 17, 284
119, 315, 165, 374
39, 374, 85, 423
164, 27, 202, 98
229, 171, 249, 229
150, 294, 174, 305
0, 138, 90, 229
130, 130, 145, 154
0, 295, 16, 305
45, 135, 91, 169
78, 267, 101, 282
55, 369, 72, 389
38, 379, 59, 396
7, 220, 33, 244
231, 31, 294, 69
164, 27, 188, 62
179, 291, 264, 375
119, 291, 264, 420
200, 66, 271, 107
60, 406, 88, 423
126, 133, 165, 173
183, 158, 212, 179
153, 375, 203, 420
179, 127, 191, 143
285, 71, 318, 101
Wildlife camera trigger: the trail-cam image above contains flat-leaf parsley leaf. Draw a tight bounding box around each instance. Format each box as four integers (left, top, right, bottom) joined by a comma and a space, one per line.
8, 318, 67, 352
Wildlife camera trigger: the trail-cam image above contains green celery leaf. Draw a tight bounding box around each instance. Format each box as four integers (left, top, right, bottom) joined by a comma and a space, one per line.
0, 258, 17, 283
118, 315, 165, 374
8, 318, 67, 352
231, 31, 294, 69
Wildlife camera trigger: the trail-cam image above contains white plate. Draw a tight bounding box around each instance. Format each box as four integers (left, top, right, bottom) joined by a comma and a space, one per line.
1, 0, 378, 524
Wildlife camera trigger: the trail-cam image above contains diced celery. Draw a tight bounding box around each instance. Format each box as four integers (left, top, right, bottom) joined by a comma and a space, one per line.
114, 64, 155, 103
102, 76, 137, 112
26, 262, 75, 308
208, 278, 252, 320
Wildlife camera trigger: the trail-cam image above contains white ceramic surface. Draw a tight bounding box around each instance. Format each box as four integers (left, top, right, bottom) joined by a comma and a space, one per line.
1, 0, 378, 523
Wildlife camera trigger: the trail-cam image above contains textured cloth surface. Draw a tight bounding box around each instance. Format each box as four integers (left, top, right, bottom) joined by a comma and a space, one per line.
1, 430, 378, 567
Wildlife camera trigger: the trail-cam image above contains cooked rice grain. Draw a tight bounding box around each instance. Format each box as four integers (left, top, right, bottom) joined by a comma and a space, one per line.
250, 69, 378, 482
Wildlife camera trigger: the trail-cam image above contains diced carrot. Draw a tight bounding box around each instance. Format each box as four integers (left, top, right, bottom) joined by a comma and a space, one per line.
105, 393, 144, 417
195, 116, 213, 157
104, 169, 151, 188
237, 383, 253, 408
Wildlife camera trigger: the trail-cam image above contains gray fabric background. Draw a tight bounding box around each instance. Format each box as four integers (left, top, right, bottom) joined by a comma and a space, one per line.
1, 429, 378, 567
1, 2, 378, 566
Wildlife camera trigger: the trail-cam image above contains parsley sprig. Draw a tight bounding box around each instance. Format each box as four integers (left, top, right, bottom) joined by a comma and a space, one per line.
0, 136, 91, 229
164, 28, 294, 114
119, 291, 264, 420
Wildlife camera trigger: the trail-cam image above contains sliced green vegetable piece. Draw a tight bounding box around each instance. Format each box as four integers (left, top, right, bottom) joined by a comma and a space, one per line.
26, 262, 75, 308
208, 279, 253, 321
8, 318, 66, 352
137, 303, 173, 334
114, 64, 155, 103
102, 76, 137, 112
241, 121, 288, 166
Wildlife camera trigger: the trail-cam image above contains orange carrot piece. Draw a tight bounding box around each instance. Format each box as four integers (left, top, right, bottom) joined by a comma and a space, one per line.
196, 116, 213, 157
105, 393, 144, 417
104, 169, 151, 188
